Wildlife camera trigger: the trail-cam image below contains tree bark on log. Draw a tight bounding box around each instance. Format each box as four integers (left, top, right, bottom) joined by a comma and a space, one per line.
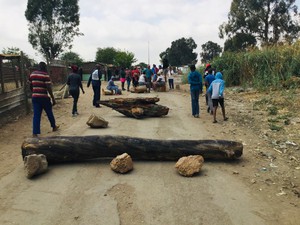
21, 135, 243, 163
99, 97, 169, 118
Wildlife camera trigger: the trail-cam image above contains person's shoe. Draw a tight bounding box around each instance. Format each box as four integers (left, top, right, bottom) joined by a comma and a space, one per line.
95, 105, 100, 108
213, 120, 218, 123
207, 107, 210, 113
53, 125, 60, 132
194, 114, 199, 118
72, 113, 76, 117
32, 134, 39, 138
224, 117, 228, 121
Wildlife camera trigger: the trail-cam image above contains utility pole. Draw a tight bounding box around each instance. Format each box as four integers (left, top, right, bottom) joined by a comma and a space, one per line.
148, 41, 150, 65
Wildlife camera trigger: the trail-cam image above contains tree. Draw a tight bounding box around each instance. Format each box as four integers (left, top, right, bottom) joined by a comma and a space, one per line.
25, 0, 83, 62
115, 51, 137, 68
224, 33, 257, 52
160, 37, 198, 66
95, 47, 118, 65
219, 0, 300, 45
136, 62, 147, 69
200, 41, 222, 63
95, 47, 137, 68
60, 51, 83, 66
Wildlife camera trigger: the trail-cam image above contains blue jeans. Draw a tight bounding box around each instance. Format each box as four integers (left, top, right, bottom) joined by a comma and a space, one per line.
190, 89, 200, 116
168, 79, 174, 89
69, 89, 79, 114
92, 83, 101, 106
107, 86, 119, 94
32, 97, 56, 135
126, 79, 131, 90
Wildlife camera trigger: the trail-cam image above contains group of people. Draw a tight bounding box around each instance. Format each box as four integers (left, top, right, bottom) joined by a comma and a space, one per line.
28, 61, 227, 137
28, 62, 98, 137
188, 63, 228, 123
108, 64, 175, 93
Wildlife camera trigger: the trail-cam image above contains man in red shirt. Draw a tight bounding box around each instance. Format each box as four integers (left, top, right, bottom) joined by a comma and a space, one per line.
131, 67, 140, 87
29, 62, 59, 137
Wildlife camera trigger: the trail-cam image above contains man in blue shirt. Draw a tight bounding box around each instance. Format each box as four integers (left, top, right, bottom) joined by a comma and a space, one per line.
188, 64, 203, 118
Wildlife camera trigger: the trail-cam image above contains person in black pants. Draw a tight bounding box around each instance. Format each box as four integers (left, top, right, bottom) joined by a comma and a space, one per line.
67, 65, 85, 116
87, 64, 102, 108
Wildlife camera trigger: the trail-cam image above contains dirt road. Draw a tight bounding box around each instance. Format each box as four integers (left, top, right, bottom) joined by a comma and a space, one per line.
0, 81, 299, 225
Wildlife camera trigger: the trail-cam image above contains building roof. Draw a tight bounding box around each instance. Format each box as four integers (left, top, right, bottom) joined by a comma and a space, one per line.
0, 54, 20, 60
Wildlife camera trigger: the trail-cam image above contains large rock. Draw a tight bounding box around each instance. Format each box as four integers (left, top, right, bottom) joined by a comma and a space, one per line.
86, 114, 108, 128
110, 153, 133, 174
24, 154, 48, 178
175, 155, 204, 177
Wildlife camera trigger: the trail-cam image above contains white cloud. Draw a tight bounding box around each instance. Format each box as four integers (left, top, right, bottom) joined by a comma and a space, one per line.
1, 0, 300, 65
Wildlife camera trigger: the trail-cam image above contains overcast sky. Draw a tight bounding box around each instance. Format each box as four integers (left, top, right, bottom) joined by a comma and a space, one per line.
1, 0, 300, 65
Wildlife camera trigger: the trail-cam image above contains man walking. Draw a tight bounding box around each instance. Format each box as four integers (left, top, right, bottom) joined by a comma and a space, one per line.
87, 64, 102, 108
188, 64, 203, 118
28, 62, 59, 137
67, 65, 85, 116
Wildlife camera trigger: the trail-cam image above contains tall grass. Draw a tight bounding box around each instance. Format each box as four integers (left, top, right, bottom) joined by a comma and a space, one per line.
212, 41, 300, 90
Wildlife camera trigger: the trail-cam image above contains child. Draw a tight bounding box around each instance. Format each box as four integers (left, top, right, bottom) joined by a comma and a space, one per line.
207, 72, 228, 123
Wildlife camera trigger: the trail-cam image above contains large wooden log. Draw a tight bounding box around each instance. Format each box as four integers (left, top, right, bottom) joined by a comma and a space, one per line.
99, 97, 169, 118
21, 135, 243, 163
100, 97, 160, 106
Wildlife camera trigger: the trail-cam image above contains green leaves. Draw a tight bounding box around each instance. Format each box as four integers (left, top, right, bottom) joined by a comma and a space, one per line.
95, 47, 137, 68
200, 41, 222, 64
160, 37, 198, 66
220, 0, 300, 48
25, 0, 83, 61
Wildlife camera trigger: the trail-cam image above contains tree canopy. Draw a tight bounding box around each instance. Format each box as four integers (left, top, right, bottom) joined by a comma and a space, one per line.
60, 51, 83, 66
224, 33, 257, 52
219, 0, 300, 46
160, 37, 198, 66
200, 41, 222, 63
95, 47, 136, 68
25, 0, 83, 62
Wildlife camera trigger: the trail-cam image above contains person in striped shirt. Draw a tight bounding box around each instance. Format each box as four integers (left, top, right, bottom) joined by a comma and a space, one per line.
28, 62, 59, 137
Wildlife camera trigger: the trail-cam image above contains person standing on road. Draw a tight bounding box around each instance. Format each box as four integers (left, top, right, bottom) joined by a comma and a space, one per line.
204, 68, 215, 114
87, 64, 102, 108
131, 67, 140, 87
207, 72, 228, 123
188, 64, 203, 118
120, 67, 126, 91
67, 65, 85, 116
28, 61, 60, 137
125, 68, 132, 91
168, 66, 174, 90
144, 65, 153, 92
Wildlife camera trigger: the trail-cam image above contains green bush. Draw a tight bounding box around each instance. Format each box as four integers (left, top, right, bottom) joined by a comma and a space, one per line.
210, 41, 300, 90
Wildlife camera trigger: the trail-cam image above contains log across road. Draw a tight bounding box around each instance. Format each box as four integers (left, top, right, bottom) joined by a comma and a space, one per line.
21, 135, 243, 163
